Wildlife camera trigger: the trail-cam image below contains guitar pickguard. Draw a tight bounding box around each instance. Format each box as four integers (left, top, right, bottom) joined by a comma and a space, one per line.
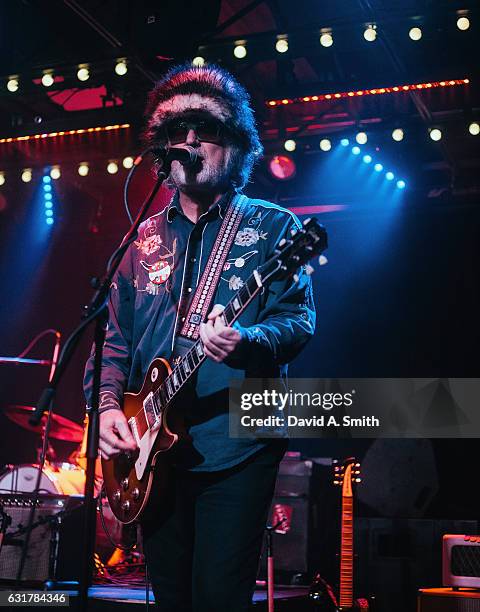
135, 424, 161, 480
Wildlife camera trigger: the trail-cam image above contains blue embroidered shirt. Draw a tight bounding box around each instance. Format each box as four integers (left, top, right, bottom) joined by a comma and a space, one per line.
84, 191, 315, 471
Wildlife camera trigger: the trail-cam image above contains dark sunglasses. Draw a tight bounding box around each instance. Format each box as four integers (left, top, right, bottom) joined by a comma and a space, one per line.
164, 117, 226, 145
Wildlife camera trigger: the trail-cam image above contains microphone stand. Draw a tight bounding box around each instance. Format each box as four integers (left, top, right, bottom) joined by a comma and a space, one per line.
27, 155, 170, 611
265, 520, 284, 612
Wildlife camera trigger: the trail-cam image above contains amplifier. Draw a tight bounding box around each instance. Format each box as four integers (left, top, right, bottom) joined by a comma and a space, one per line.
418, 588, 480, 612
258, 454, 337, 580
443, 535, 480, 588
0, 493, 83, 585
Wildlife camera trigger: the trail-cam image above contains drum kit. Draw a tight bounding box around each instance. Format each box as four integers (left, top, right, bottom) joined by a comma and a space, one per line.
0, 404, 129, 565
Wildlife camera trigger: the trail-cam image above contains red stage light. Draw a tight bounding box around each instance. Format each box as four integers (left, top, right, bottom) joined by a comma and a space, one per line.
266, 78, 469, 107
268, 155, 296, 180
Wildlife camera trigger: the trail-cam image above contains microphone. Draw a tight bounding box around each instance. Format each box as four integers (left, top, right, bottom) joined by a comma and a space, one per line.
152, 145, 199, 169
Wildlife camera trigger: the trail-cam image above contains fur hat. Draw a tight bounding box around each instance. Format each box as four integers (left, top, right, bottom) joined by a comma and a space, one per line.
143, 63, 263, 189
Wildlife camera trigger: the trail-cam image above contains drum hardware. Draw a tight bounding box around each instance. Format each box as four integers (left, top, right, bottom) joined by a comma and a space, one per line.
97, 486, 138, 567
4, 405, 84, 443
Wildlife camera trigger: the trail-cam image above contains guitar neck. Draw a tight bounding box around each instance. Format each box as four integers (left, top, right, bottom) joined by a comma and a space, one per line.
339, 495, 354, 609
153, 270, 263, 410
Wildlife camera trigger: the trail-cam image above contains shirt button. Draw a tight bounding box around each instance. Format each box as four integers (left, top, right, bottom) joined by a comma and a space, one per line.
181, 317, 186, 322
190, 257, 196, 263
187, 287, 192, 293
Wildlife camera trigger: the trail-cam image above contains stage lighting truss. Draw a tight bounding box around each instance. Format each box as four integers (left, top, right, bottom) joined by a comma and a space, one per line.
0, 124, 130, 144
2, 57, 133, 95
266, 78, 469, 107
191, 11, 472, 66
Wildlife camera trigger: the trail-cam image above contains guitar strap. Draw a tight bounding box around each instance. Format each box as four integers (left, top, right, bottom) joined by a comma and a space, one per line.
172, 192, 248, 358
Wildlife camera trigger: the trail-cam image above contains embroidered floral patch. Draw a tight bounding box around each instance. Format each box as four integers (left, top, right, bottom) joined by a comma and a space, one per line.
234, 227, 268, 247
228, 275, 244, 290
145, 281, 161, 295
134, 234, 163, 256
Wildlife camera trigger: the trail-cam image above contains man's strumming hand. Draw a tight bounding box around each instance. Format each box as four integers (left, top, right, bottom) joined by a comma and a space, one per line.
99, 409, 138, 460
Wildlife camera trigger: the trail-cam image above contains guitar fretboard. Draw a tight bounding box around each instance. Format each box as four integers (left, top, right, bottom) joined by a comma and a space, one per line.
144, 271, 263, 425
339, 495, 354, 609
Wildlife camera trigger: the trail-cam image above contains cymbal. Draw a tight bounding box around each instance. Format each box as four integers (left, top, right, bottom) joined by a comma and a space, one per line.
4, 405, 84, 443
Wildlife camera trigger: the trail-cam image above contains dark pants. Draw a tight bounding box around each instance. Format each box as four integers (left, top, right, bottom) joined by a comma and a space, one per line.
142, 442, 286, 612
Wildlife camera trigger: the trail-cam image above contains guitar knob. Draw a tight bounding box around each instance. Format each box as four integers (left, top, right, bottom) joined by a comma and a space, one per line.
121, 500, 130, 512
131, 487, 141, 501
121, 477, 129, 491
113, 489, 121, 502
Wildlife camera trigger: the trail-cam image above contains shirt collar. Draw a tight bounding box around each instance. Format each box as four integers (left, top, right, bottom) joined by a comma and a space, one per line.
166, 190, 234, 223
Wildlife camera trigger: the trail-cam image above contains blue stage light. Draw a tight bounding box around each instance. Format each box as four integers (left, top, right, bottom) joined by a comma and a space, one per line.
352, 146, 361, 155
341, 138, 349, 147
396, 180, 406, 189
385, 171, 395, 181
45, 209, 53, 217
46, 217, 54, 225
42, 176, 51, 184
43, 184, 52, 192
44, 201, 53, 209
363, 154, 372, 163
374, 163, 383, 172
44, 193, 52, 200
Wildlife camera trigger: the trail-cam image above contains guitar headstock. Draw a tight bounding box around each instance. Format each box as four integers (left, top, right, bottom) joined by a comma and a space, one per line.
333, 457, 362, 497
259, 217, 328, 285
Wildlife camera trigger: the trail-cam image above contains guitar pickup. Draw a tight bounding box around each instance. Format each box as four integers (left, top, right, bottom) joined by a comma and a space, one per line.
143, 392, 161, 429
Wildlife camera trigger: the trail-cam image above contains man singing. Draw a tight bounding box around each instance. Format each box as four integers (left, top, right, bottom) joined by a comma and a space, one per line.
84, 63, 315, 611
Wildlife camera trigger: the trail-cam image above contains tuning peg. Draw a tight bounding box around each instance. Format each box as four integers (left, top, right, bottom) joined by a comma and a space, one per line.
332, 459, 338, 464
305, 264, 314, 276
333, 480, 341, 485
355, 478, 362, 483
279, 238, 286, 247
303, 217, 311, 225
334, 466, 340, 472
293, 274, 299, 283
354, 470, 361, 475
355, 463, 361, 467
290, 228, 297, 237
319, 255, 328, 266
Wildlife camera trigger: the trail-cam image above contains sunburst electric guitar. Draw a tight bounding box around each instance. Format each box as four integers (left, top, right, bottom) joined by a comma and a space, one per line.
102, 217, 328, 524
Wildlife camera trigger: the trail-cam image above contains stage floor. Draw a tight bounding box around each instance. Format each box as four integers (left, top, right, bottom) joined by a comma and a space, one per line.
66, 584, 311, 610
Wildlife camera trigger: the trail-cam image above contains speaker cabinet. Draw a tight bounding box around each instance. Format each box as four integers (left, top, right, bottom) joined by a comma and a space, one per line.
258, 454, 338, 581
0, 493, 83, 585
